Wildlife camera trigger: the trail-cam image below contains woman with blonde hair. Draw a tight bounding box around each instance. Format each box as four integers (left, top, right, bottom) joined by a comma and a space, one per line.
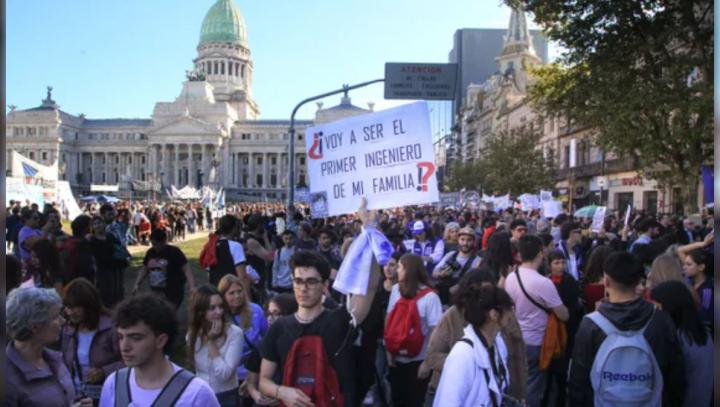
646, 254, 694, 296
217, 274, 268, 403
187, 284, 244, 407
442, 222, 461, 255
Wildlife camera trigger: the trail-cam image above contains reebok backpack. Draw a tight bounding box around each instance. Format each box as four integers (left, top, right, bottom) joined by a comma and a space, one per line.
587, 311, 662, 407
282, 335, 343, 407
384, 287, 434, 357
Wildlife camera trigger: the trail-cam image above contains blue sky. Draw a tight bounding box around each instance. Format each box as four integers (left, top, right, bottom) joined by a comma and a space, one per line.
7, 0, 551, 121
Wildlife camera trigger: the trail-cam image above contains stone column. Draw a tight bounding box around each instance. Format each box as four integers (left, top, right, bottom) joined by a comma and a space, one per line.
104, 152, 110, 184
162, 144, 169, 185
248, 153, 255, 189
174, 144, 180, 186
188, 144, 195, 188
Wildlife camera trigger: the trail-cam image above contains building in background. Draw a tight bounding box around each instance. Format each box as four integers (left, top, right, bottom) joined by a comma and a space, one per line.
6, 0, 369, 201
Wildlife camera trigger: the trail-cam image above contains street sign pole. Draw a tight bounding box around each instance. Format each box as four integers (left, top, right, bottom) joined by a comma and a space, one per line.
286, 78, 384, 214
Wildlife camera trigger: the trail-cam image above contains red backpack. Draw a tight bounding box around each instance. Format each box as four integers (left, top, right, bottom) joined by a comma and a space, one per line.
384, 287, 435, 357
282, 335, 343, 407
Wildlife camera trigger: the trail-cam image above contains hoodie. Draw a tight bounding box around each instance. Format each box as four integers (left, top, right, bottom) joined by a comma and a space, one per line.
568, 297, 685, 406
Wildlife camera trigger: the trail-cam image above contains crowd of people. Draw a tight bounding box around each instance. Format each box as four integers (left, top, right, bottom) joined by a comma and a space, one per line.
5, 196, 715, 407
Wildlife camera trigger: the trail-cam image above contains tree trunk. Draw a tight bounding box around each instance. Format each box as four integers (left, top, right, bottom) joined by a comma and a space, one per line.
681, 173, 700, 214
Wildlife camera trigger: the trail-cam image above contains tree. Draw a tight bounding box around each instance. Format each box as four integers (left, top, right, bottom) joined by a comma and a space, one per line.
477, 125, 557, 196
509, 0, 713, 213
445, 161, 484, 191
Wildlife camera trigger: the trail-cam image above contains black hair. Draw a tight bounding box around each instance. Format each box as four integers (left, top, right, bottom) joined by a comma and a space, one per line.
267, 293, 298, 315
71, 215, 92, 237
510, 219, 527, 230
553, 213, 568, 226
150, 228, 168, 242
99, 203, 115, 215
518, 235, 544, 262
6, 255, 22, 293
651, 281, 708, 346
246, 215, 263, 233
561, 222, 581, 240
547, 250, 566, 263
218, 214, 238, 235
453, 267, 496, 308
603, 252, 643, 287
290, 250, 331, 281
584, 245, 614, 285
113, 294, 178, 354
480, 231, 513, 280
687, 248, 712, 277
538, 233, 553, 247
281, 229, 296, 237
461, 284, 514, 327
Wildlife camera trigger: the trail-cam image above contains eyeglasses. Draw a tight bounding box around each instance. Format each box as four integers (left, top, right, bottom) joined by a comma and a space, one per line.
292, 277, 322, 288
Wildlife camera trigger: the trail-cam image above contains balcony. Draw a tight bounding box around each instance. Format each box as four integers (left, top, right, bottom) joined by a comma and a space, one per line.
556, 157, 637, 180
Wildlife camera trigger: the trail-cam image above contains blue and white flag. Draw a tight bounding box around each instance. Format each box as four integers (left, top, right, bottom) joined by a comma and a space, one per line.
333, 227, 395, 296
22, 162, 39, 177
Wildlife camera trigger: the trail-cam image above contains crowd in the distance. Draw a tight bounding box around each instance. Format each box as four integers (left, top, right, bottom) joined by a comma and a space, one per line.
5, 197, 714, 407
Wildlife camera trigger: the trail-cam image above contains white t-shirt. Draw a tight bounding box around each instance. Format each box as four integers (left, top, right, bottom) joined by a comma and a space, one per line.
98, 362, 220, 407
222, 238, 247, 266
74, 331, 97, 389
386, 284, 443, 363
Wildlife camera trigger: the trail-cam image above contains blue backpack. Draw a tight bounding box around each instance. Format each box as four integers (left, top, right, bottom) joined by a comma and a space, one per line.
588, 311, 662, 407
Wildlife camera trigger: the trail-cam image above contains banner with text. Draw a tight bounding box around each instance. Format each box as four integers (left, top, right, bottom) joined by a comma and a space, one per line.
305, 102, 439, 216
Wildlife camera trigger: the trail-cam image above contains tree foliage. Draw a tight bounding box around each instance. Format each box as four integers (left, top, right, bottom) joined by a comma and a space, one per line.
446, 126, 557, 195
510, 0, 713, 212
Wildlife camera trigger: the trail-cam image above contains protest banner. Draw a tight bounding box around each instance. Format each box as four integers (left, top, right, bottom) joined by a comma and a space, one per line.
305, 101, 438, 217
591, 206, 607, 233
56, 181, 83, 220
519, 194, 541, 211
438, 192, 461, 208
461, 190, 480, 209
540, 190, 553, 202
6, 177, 45, 206
624, 204, 632, 228
541, 200, 563, 219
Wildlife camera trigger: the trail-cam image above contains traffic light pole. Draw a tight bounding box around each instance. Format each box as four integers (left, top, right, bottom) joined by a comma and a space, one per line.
286, 78, 384, 214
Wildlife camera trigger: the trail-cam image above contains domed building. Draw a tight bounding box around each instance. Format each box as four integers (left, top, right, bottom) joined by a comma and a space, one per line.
6, 0, 369, 201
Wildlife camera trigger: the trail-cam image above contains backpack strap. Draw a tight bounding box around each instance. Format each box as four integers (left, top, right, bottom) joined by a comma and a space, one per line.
458, 338, 500, 407
459, 254, 477, 278
588, 309, 655, 337
514, 270, 550, 313
151, 369, 195, 407
114, 368, 132, 407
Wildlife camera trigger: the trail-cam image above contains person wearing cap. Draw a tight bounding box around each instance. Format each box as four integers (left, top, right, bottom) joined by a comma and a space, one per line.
432, 227, 482, 305
404, 220, 444, 273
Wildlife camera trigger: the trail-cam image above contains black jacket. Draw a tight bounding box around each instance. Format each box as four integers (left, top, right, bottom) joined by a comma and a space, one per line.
568, 297, 685, 406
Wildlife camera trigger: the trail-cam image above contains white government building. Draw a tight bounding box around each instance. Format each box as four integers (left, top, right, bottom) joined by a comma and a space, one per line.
6, 0, 371, 201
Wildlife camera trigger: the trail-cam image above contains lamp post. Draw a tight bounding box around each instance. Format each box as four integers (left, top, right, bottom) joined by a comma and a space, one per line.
286, 78, 384, 213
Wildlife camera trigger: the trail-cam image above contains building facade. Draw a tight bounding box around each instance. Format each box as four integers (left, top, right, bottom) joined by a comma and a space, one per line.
6, 0, 369, 201
451, 7, 701, 213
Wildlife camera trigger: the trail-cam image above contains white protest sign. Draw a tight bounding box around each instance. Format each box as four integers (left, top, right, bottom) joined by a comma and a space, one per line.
305, 101, 439, 216
56, 181, 83, 220
540, 190, 553, 202
624, 204, 632, 228
591, 206, 607, 233
519, 194, 541, 211
541, 200, 563, 219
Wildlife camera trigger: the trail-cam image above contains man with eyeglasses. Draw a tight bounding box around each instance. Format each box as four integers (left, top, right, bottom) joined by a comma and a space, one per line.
258, 203, 384, 407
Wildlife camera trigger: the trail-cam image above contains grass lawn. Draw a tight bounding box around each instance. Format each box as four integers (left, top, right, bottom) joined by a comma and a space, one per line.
125, 236, 209, 369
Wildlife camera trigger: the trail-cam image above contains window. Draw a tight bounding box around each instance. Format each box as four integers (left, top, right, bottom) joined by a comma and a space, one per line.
298, 134, 303, 141
141, 156, 146, 164
13, 127, 23, 136
221, 61, 225, 75
29, 152, 35, 159
115, 155, 119, 164
564, 145, 571, 168
214, 61, 218, 75
270, 174, 277, 186
300, 157, 305, 165
257, 156, 263, 165
243, 157, 248, 164
271, 156, 277, 165
27, 127, 36, 136
128, 156, 132, 164
256, 174, 263, 186
616, 192, 633, 211
42, 152, 48, 160
38, 127, 48, 136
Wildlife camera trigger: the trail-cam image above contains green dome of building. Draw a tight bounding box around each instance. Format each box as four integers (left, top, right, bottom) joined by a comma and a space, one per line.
199, 0, 248, 46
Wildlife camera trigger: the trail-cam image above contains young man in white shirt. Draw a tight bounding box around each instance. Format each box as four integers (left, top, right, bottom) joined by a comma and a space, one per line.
505, 235, 569, 407
99, 294, 219, 407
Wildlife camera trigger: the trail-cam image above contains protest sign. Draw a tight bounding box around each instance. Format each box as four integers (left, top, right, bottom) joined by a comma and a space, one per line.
305, 101, 438, 216
439, 192, 461, 208
591, 206, 607, 233
624, 204, 632, 228
541, 200, 563, 219
56, 181, 82, 220
519, 194, 541, 211
461, 190, 480, 209
540, 190, 553, 202
6, 177, 45, 206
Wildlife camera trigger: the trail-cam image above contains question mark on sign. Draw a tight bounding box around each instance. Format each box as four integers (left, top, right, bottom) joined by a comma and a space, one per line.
416, 162, 435, 192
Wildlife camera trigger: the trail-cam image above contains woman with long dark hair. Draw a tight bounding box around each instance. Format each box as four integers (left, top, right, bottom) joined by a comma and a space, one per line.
28, 238, 63, 293
651, 280, 713, 407
187, 285, 244, 407
386, 253, 442, 407
681, 249, 713, 334
581, 245, 613, 312
479, 231, 514, 285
